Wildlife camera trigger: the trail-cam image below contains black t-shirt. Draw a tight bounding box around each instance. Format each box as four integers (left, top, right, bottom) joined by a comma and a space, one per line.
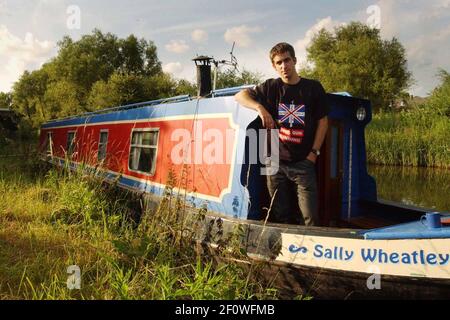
249, 77, 329, 161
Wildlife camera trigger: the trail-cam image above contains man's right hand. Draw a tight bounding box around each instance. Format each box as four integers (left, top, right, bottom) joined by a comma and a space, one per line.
257, 106, 276, 129
235, 89, 275, 129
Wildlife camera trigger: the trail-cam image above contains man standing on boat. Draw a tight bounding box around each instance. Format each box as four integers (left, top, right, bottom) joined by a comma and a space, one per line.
235, 42, 329, 226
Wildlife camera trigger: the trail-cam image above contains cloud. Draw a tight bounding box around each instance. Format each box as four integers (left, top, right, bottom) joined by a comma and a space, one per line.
0, 25, 55, 92
148, 10, 281, 35
0, 1, 7, 14
162, 62, 184, 76
224, 25, 261, 48
406, 24, 450, 95
165, 40, 190, 54
375, 0, 450, 96
421, 0, 450, 20
294, 17, 344, 64
191, 29, 208, 43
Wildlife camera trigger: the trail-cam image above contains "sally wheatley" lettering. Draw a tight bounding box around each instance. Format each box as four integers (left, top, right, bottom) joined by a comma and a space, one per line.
312, 245, 449, 266
360, 249, 449, 266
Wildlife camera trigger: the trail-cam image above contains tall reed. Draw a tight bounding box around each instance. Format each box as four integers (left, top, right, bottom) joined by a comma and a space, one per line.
366, 110, 450, 168
0, 147, 279, 300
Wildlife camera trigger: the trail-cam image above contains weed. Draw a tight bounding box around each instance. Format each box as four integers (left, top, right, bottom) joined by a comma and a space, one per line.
0, 147, 279, 300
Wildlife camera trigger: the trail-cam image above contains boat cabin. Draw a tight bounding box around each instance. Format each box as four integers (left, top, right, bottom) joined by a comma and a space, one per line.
39, 54, 433, 230
39, 84, 430, 230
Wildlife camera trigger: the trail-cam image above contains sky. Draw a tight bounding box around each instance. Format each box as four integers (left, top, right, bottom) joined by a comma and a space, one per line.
0, 0, 449, 97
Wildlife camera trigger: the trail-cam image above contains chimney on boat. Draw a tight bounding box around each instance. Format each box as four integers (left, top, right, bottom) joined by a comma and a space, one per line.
193, 55, 213, 97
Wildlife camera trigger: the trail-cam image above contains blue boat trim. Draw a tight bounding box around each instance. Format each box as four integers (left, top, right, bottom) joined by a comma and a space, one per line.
46, 95, 192, 124
212, 85, 255, 97
42, 97, 241, 129
362, 216, 450, 239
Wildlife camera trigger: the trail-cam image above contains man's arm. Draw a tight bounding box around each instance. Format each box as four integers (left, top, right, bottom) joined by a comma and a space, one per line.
307, 116, 328, 163
234, 89, 275, 129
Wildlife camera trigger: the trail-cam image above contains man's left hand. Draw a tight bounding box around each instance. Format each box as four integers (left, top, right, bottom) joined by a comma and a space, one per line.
306, 152, 317, 164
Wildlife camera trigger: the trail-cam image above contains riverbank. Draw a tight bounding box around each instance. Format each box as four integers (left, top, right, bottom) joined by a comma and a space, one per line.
0, 150, 279, 300
366, 111, 450, 168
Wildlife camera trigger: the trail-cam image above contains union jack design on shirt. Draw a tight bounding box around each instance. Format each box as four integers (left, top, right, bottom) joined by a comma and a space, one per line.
278, 102, 306, 128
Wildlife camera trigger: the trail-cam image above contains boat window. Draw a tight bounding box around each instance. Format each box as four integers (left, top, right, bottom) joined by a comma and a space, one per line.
46, 132, 53, 157
129, 129, 159, 175
67, 131, 76, 157
98, 131, 108, 161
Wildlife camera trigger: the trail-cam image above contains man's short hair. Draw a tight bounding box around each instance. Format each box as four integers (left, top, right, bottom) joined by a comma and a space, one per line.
270, 42, 296, 63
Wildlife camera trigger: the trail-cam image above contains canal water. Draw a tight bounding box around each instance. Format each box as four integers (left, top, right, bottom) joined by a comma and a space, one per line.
368, 165, 450, 212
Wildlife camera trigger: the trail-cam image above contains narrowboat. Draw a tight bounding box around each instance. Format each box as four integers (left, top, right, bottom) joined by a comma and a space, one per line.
38, 58, 450, 299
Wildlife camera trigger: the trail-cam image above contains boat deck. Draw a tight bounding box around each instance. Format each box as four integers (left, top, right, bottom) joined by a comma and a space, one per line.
343, 215, 396, 229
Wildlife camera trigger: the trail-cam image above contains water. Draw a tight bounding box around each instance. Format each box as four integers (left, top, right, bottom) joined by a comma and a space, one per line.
368, 165, 450, 212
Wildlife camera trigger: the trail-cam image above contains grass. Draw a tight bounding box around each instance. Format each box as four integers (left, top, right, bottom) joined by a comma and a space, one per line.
0, 144, 280, 300
366, 110, 450, 168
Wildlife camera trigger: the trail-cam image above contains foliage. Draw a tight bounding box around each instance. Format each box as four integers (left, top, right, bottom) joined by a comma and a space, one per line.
425, 69, 450, 117
51, 30, 162, 90
0, 92, 17, 144
366, 110, 450, 168
0, 149, 280, 300
0, 92, 12, 109
214, 68, 263, 90
10, 29, 175, 131
173, 79, 197, 97
367, 70, 450, 168
87, 73, 198, 110
12, 69, 50, 129
44, 80, 85, 118
299, 22, 412, 111
87, 73, 149, 110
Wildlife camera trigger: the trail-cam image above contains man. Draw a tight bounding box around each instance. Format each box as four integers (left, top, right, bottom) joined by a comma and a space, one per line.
234, 42, 329, 226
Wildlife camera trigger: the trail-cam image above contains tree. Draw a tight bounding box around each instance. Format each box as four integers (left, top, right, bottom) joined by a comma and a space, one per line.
51, 29, 162, 107
11, 29, 164, 130
44, 80, 85, 118
426, 69, 450, 117
88, 72, 149, 110
300, 22, 412, 111
214, 68, 263, 90
87, 73, 197, 110
12, 69, 50, 129
0, 92, 16, 143
174, 79, 197, 97
0, 92, 12, 109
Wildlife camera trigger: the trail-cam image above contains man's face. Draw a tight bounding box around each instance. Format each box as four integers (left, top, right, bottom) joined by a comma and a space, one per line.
272, 51, 297, 81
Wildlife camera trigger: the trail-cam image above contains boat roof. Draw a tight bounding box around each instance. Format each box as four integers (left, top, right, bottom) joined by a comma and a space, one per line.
44, 84, 367, 125
45, 85, 256, 124
362, 213, 450, 239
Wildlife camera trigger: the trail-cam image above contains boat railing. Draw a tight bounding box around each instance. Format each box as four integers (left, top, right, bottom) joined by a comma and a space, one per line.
46, 94, 192, 123
45, 84, 257, 124
211, 84, 255, 97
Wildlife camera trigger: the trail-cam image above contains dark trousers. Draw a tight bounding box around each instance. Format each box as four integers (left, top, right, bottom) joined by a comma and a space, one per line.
267, 159, 318, 226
